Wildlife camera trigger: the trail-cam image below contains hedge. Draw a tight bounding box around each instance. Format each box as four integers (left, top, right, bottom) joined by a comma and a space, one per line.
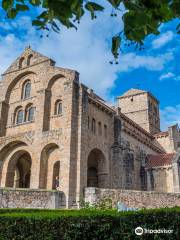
0, 207, 179, 240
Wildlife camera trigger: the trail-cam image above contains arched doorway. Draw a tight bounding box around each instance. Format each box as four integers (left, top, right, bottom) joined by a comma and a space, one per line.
87, 149, 108, 188
5, 150, 31, 188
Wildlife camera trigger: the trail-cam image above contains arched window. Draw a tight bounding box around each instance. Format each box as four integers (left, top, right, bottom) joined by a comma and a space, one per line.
54, 100, 62, 115
16, 110, 24, 124
19, 57, 24, 69
27, 54, 33, 66
22, 81, 31, 99
28, 107, 35, 121
25, 104, 35, 122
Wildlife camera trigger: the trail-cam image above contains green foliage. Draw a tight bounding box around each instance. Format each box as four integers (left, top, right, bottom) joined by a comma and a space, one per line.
79, 196, 113, 210
94, 197, 113, 209
0, 207, 179, 239
1, 0, 180, 60
78, 196, 92, 209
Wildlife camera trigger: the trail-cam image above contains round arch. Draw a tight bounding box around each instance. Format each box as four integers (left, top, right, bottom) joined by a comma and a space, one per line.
0, 146, 32, 188
0, 140, 28, 154
5, 71, 36, 103
43, 74, 65, 131
87, 148, 108, 188
46, 74, 65, 90
0, 143, 30, 186
39, 143, 60, 189
0, 72, 36, 136
5, 149, 32, 188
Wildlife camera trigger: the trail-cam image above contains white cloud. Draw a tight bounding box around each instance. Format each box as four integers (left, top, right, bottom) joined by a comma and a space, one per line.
0, 14, 174, 98
160, 105, 180, 131
159, 72, 180, 81
160, 72, 175, 81
152, 31, 173, 49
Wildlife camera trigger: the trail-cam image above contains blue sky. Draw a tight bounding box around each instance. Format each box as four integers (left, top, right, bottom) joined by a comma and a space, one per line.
0, 2, 179, 131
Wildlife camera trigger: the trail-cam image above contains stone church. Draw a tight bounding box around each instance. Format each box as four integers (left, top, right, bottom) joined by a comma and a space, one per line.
0, 47, 179, 207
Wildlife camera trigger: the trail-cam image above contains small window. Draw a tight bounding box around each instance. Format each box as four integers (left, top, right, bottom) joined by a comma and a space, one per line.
22, 81, 31, 99
55, 100, 62, 115
92, 118, 96, 133
104, 124, 107, 138
27, 54, 33, 66
98, 122, 102, 135
16, 110, 24, 124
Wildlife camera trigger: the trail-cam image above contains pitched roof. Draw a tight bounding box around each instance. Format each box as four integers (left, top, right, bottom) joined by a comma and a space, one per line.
146, 153, 175, 168
2, 46, 55, 75
120, 88, 147, 98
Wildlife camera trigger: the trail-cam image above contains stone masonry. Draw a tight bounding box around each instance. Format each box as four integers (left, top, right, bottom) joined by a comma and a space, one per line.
0, 47, 179, 208
85, 187, 180, 209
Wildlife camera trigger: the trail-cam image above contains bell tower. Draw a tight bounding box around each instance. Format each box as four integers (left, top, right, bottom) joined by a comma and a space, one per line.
117, 89, 160, 134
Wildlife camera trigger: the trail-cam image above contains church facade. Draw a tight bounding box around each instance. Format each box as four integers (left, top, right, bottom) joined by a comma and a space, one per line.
0, 47, 179, 207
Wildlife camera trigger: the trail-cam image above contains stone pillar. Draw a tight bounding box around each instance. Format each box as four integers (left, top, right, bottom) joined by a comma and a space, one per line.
5, 171, 14, 187
110, 145, 124, 188
30, 152, 41, 189
146, 170, 151, 191
75, 85, 89, 207
0, 101, 9, 137
172, 162, 180, 192
35, 89, 50, 132
110, 116, 123, 188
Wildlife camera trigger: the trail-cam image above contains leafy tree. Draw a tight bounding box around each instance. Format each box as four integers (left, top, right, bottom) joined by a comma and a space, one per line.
1, 0, 180, 62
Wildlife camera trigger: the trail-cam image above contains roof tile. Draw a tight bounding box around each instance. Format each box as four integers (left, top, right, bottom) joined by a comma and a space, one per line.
146, 153, 175, 168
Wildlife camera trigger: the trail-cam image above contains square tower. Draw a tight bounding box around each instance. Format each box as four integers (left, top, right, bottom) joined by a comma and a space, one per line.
117, 89, 160, 134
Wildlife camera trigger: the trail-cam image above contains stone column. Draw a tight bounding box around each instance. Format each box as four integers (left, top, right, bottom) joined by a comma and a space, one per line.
172, 162, 180, 192
75, 85, 89, 207
110, 116, 123, 188
30, 151, 41, 189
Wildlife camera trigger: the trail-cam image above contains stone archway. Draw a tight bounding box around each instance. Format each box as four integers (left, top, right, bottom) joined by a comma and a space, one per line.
5, 150, 32, 188
39, 143, 60, 189
87, 149, 108, 188
0, 141, 29, 186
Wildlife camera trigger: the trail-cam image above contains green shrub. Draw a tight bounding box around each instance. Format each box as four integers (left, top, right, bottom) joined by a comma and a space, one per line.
0, 207, 179, 239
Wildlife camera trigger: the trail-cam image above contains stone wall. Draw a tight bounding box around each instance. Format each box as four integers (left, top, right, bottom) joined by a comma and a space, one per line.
0, 188, 65, 209
84, 187, 180, 209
